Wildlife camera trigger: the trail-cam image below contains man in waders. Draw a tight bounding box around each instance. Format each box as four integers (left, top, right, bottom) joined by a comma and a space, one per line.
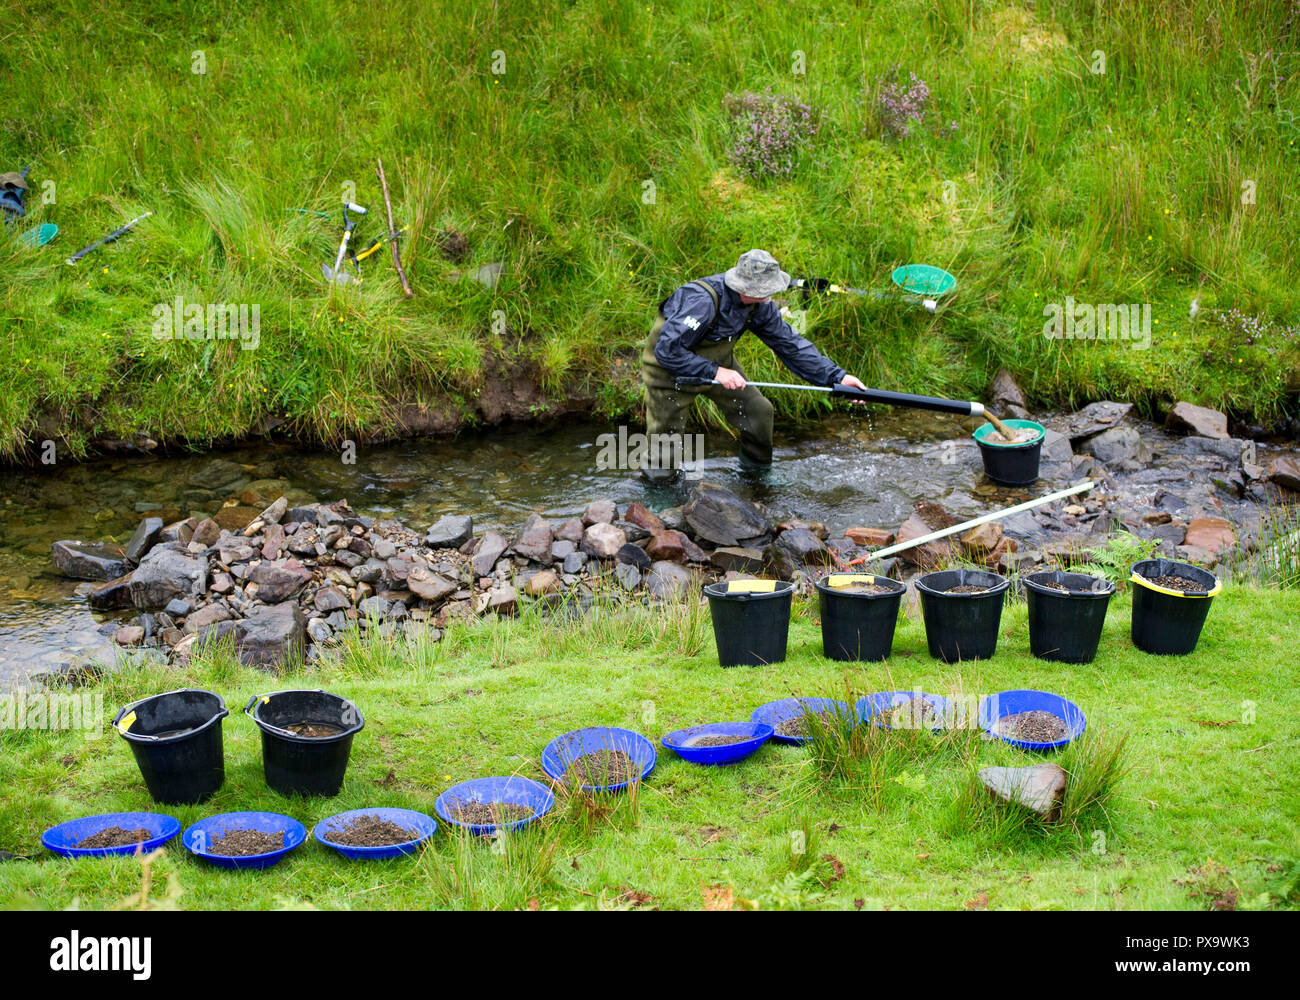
641, 248, 869, 480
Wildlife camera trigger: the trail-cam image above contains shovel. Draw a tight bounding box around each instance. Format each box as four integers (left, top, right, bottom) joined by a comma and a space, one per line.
673, 376, 986, 418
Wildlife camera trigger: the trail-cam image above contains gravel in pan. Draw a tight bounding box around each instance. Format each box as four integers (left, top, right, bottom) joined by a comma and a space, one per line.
994, 710, 1069, 744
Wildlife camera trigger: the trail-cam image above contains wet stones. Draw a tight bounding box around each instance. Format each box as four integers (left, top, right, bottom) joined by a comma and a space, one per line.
50, 541, 128, 581
1166, 401, 1229, 440
426, 514, 473, 550
236, 602, 306, 668
580, 522, 626, 559
682, 483, 768, 547
124, 517, 164, 564
129, 546, 208, 609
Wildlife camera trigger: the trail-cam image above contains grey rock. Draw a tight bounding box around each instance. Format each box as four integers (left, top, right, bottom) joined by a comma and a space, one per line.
249, 561, 312, 603
358, 596, 390, 620
683, 483, 769, 547
513, 513, 554, 563
1183, 436, 1247, 462
645, 560, 693, 600
563, 551, 587, 575
236, 602, 306, 668
554, 517, 585, 543
51, 540, 128, 581
129, 546, 208, 609
1049, 401, 1133, 442
258, 496, 288, 525
1040, 428, 1073, 464
163, 598, 192, 617
472, 530, 511, 577
314, 585, 350, 612
426, 514, 474, 549
407, 567, 457, 603
373, 538, 397, 560
582, 499, 616, 526
710, 546, 765, 574
581, 522, 626, 559
1078, 426, 1150, 466
87, 573, 134, 610
989, 369, 1030, 420
192, 518, 221, 547
615, 562, 642, 591
765, 527, 833, 579
125, 517, 165, 564
979, 764, 1067, 820
551, 539, 576, 560
616, 543, 652, 570
1166, 401, 1229, 439
184, 603, 232, 635
307, 618, 333, 643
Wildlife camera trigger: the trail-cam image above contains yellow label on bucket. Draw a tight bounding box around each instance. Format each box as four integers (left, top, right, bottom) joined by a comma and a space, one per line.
117, 711, 136, 734
827, 574, 876, 587
727, 580, 778, 593
261, 696, 270, 704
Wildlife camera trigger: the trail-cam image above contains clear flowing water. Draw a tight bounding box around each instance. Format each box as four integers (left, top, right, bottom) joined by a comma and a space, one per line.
0, 406, 1264, 689
0, 409, 992, 687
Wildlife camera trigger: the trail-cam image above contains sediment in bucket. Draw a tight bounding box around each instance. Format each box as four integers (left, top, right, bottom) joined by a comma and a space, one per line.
915, 569, 1010, 662
703, 579, 794, 666
973, 419, 1045, 486
1023, 570, 1115, 663
244, 689, 364, 797
113, 688, 228, 804
1129, 559, 1221, 655
815, 574, 906, 661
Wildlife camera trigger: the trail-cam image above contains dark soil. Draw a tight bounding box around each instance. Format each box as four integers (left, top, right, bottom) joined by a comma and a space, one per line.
323, 815, 416, 847
435, 228, 471, 262
775, 710, 839, 738
449, 802, 535, 826
1148, 574, 1210, 593
1040, 580, 1069, 592
285, 722, 344, 737
207, 829, 286, 856
832, 583, 892, 595
563, 749, 639, 786
995, 710, 1069, 743
687, 733, 751, 748
78, 826, 151, 849
946, 584, 990, 594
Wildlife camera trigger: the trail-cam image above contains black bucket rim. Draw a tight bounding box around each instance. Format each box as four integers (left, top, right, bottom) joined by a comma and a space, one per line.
814, 574, 906, 599
914, 568, 1011, 598
1023, 570, 1116, 599
1130, 559, 1222, 598
113, 687, 229, 744
244, 688, 365, 744
702, 579, 795, 601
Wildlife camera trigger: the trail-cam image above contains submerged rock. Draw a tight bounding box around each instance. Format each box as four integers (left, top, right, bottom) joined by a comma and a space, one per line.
50, 540, 128, 581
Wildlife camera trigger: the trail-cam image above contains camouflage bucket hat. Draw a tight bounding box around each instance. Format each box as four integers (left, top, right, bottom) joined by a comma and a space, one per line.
723, 248, 791, 297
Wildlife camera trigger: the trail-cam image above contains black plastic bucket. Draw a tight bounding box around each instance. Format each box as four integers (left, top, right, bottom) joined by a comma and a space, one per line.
113, 688, 228, 804
703, 580, 794, 666
1129, 559, 1221, 655
973, 420, 1045, 486
1023, 570, 1115, 663
244, 689, 364, 796
915, 568, 1010, 662
815, 574, 906, 661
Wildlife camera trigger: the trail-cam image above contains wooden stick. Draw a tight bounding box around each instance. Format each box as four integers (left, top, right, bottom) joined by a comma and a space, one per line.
375, 157, 413, 298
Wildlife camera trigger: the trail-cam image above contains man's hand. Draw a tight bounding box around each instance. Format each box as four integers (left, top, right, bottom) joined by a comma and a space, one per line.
838, 374, 869, 403
715, 366, 747, 390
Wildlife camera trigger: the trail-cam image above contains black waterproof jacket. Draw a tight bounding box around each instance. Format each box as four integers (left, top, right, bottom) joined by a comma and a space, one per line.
653, 273, 847, 386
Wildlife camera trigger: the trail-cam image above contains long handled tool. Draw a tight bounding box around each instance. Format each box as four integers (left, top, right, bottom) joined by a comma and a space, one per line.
846, 481, 1095, 566
65, 211, 153, 266
375, 157, 413, 298
322, 202, 366, 284
674, 376, 986, 418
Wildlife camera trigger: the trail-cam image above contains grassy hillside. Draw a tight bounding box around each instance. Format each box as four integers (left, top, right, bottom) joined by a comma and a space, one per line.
2, 0, 1298, 459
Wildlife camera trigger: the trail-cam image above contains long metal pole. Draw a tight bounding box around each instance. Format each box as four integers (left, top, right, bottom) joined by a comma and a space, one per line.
848, 480, 1095, 565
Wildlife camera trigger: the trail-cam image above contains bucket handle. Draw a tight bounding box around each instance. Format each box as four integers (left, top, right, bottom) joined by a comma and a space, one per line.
1129, 573, 1222, 598
244, 690, 345, 739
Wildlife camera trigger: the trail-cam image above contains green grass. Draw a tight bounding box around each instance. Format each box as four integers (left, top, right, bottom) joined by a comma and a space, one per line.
2, 0, 1298, 459
2, 583, 1297, 910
